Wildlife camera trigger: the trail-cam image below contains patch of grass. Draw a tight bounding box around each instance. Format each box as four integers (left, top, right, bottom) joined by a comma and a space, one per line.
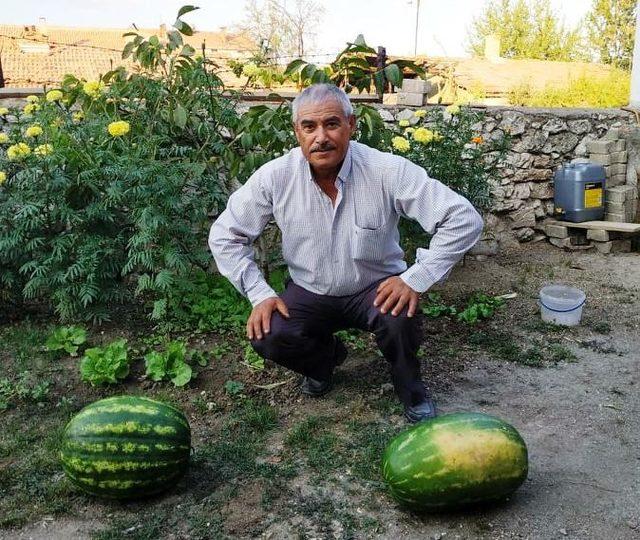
469, 330, 576, 367
345, 421, 396, 483
284, 416, 344, 474
0, 409, 77, 528
590, 321, 612, 334
547, 343, 577, 363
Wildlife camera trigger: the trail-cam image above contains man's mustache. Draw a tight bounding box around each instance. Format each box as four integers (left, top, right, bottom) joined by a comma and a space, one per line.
311, 145, 336, 153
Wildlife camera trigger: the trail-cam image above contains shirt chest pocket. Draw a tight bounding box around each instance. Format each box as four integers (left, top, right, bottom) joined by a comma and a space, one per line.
351, 224, 388, 262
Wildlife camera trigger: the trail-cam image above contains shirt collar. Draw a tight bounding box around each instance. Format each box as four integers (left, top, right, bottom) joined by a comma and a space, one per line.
303, 141, 353, 184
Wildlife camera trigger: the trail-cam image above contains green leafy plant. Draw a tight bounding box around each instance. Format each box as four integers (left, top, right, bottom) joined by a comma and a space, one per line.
45, 326, 87, 356
243, 343, 265, 371
421, 292, 458, 318
285, 34, 425, 97
456, 293, 505, 324
224, 380, 245, 396
80, 338, 130, 386
0, 372, 51, 410
144, 340, 193, 387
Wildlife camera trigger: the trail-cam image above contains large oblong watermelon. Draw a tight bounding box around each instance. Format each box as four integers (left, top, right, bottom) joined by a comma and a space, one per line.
382, 412, 528, 511
60, 395, 191, 499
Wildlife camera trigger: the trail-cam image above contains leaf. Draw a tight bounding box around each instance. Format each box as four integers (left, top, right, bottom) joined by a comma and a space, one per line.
173, 20, 194, 36
283, 59, 307, 77
178, 5, 200, 17
170, 362, 192, 387
144, 351, 167, 381
384, 64, 402, 88
173, 104, 188, 129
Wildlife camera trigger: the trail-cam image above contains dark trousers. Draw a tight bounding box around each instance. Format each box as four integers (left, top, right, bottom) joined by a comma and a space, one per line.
250, 277, 427, 407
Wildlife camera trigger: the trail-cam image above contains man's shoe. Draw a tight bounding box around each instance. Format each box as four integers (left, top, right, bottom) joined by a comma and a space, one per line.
301, 336, 348, 397
404, 398, 437, 424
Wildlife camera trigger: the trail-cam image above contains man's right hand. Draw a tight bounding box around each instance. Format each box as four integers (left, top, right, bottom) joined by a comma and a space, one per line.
246, 297, 290, 340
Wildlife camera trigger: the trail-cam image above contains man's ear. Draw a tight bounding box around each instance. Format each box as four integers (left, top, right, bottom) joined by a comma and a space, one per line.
293, 121, 303, 145
349, 115, 357, 135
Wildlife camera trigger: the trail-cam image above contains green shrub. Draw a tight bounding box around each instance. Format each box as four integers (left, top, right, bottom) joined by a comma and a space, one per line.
508, 69, 631, 108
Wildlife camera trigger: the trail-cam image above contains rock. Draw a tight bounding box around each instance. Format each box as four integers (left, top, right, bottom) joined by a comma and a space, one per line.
378, 109, 395, 122
574, 134, 599, 157
567, 119, 592, 134
396, 109, 415, 122
509, 206, 536, 228
513, 183, 531, 199
469, 238, 499, 256
542, 118, 567, 134
513, 169, 552, 183
533, 154, 553, 168
542, 133, 579, 154
513, 131, 549, 152
499, 111, 526, 135
514, 227, 536, 242
530, 182, 554, 199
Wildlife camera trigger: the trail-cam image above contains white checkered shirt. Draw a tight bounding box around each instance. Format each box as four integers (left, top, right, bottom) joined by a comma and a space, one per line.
209, 141, 483, 306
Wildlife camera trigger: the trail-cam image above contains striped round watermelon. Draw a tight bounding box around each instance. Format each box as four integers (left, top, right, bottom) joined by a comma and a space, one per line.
60, 395, 191, 499
382, 412, 528, 511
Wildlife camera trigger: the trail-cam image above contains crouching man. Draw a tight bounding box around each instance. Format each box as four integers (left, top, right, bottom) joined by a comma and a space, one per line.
209, 84, 483, 423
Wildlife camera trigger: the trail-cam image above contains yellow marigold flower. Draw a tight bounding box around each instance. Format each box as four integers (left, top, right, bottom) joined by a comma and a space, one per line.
446, 104, 461, 115
26, 95, 39, 103
413, 127, 434, 144
46, 89, 64, 102
392, 136, 410, 152
23, 103, 39, 115
405, 127, 415, 135
83, 80, 106, 99
471, 136, 484, 144
107, 120, 130, 137
433, 131, 444, 142
34, 143, 53, 156
414, 109, 427, 118
7, 142, 31, 161
50, 118, 63, 128
25, 125, 43, 138
398, 119, 410, 127
0, 133, 9, 144
0, 171, 6, 184
0, 107, 8, 116
72, 111, 85, 122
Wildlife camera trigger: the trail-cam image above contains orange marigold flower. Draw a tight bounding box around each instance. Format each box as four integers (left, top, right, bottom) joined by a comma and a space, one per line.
471, 136, 484, 144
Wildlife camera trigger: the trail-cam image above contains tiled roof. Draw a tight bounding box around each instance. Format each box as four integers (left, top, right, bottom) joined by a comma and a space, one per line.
0, 24, 254, 87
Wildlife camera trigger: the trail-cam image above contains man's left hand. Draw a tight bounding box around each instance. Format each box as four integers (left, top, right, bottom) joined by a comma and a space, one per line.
373, 276, 420, 317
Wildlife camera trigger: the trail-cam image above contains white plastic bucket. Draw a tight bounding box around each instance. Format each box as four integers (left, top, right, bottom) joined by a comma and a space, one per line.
539, 284, 586, 326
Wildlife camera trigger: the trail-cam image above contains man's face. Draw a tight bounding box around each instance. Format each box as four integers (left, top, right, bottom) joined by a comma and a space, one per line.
293, 98, 356, 175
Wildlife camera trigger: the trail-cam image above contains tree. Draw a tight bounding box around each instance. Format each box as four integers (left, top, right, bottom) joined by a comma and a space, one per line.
585, 0, 637, 70
466, 0, 586, 61
240, 0, 325, 64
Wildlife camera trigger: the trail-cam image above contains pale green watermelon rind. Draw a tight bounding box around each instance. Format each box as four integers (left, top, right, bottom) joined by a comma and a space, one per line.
60, 395, 191, 499
381, 412, 528, 511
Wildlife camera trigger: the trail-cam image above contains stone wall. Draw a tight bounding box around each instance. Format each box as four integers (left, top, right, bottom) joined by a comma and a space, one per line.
375, 105, 638, 247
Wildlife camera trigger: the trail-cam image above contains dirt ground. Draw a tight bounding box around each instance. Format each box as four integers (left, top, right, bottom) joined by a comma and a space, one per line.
2, 242, 640, 540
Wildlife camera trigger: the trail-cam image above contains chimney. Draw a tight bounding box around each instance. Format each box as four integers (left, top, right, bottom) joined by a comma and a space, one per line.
38, 17, 49, 37
484, 34, 500, 62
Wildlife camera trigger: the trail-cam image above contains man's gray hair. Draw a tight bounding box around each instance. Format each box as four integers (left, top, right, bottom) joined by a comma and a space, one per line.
291, 84, 354, 123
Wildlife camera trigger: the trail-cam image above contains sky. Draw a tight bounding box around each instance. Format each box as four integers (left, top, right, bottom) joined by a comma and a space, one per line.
2, 0, 593, 59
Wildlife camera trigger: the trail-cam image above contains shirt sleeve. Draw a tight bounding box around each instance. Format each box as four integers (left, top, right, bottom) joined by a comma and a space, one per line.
208, 169, 278, 307
393, 159, 484, 293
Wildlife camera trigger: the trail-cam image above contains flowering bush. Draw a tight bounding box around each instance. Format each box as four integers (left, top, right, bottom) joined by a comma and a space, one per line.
388, 105, 508, 211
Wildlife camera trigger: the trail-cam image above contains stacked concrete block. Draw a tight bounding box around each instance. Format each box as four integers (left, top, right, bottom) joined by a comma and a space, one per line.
586, 139, 628, 187
605, 185, 638, 222
544, 222, 591, 249
396, 79, 433, 107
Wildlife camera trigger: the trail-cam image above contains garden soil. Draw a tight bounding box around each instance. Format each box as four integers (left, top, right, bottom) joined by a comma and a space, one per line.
5, 243, 640, 540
